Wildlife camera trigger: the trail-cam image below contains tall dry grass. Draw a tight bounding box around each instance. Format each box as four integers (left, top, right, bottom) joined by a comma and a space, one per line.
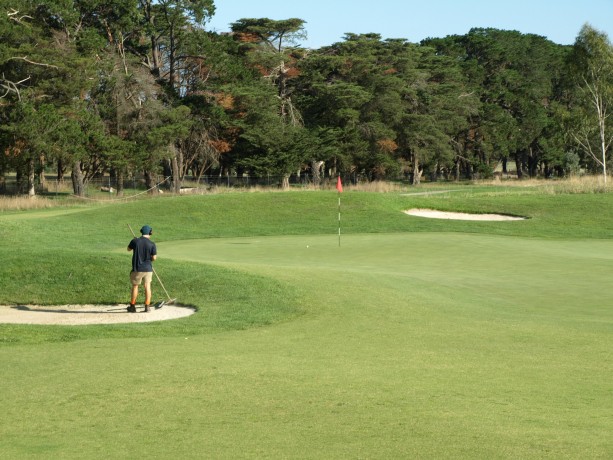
1, 175, 610, 209
0, 196, 63, 211
485, 175, 612, 194
542, 175, 612, 194
204, 180, 409, 193
343, 180, 408, 193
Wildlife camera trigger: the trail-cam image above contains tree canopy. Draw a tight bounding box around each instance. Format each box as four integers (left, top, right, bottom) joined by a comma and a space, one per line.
1, 1, 611, 195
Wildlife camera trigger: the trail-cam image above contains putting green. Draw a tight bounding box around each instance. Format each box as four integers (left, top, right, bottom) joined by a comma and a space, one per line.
161, 232, 613, 323
162, 232, 613, 268
155, 232, 612, 457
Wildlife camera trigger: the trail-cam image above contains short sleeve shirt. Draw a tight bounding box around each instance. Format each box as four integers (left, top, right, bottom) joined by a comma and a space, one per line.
129, 236, 157, 272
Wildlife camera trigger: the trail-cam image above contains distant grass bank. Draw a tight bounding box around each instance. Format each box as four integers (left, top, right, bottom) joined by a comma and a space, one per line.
2, 174, 613, 212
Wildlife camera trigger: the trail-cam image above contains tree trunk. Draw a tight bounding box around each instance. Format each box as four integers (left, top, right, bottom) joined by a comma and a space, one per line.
431, 162, 441, 182
312, 160, 324, 185
71, 161, 85, 196
412, 155, 422, 185
528, 146, 538, 178
27, 158, 36, 197
281, 174, 290, 190
543, 160, 551, 179
278, 61, 287, 119
39, 155, 46, 191
144, 170, 158, 194
116, 170, 125, 197
162, 161, 172, 182
454, 159, 461, 181
598, 98, 608, 185
57, 158, 66, 183
171, 154, 181, 193
16, 169, 23, 194
169, 26, 177, 91
464, 161, 473, 180
142, 0, 161, 77
514, 153, 524, 179
170, 144, 183, 193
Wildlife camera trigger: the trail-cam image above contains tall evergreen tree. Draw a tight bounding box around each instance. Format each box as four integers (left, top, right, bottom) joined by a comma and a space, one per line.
229, 17, 308, 188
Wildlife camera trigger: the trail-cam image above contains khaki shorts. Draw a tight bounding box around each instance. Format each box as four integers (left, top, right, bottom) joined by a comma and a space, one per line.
130, 271, 153, 286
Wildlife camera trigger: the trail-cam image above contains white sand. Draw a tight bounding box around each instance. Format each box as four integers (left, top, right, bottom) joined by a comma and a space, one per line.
404, 209, 525, 221
0, 303, 195, 325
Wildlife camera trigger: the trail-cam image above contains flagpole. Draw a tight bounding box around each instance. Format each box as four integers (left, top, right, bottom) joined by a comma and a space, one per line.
338, 194, 341, 247
336, 175, 343, 247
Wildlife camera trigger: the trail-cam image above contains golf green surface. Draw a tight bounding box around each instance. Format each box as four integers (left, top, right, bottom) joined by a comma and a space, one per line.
162, 232, 613, 338
150, 233, 611, 456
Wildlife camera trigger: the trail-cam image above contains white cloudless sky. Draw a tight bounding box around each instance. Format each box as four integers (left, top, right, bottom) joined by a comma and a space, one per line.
206, 0, 613, 48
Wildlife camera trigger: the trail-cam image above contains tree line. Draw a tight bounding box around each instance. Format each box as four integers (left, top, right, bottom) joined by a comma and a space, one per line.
1, 0, 612, 196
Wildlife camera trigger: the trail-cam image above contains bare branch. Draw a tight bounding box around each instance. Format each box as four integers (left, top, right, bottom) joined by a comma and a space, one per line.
606, 135, 613, 152
572, 130, 604, 167
8, 9, 33, 24
0, 76, 30, 101
8, 57, 59, 69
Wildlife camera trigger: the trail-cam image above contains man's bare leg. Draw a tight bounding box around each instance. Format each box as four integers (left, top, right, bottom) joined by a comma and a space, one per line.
144, 282, 152, 312
128, 284, 139, 312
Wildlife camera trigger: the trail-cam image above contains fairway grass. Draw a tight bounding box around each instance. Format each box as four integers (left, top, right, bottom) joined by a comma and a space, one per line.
1, 189, 612, 458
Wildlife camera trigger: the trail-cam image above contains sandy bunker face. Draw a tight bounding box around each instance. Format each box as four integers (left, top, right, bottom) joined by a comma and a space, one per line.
0, 303, 195, 325
404, 209, 525, 221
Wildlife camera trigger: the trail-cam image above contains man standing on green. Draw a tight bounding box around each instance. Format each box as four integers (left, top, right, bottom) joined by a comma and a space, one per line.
127, 225, 157, 312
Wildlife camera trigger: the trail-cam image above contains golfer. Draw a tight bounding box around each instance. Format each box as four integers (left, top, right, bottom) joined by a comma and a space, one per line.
127, 225, 157, 312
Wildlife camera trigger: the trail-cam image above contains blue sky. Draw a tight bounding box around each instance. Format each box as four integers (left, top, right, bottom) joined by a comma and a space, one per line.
206, 0, 613, 48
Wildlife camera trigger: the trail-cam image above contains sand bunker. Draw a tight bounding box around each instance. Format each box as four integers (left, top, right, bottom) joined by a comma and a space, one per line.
404, 209, 525, 221
0, 303, 195, 325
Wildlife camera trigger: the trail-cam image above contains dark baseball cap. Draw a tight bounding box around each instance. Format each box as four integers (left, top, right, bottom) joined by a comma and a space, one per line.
140, 225, 153, 235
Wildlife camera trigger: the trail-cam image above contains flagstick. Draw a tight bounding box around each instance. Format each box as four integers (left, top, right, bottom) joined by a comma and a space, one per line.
338, 194, 341, 247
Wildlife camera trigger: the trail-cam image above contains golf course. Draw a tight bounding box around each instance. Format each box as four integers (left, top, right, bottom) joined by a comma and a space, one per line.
1, 183, 612, 458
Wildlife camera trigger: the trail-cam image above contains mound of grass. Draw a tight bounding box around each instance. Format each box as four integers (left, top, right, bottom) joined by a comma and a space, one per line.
0, 247, 303, 345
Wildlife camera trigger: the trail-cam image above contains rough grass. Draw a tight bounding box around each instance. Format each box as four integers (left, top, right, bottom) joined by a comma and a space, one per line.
483, 174, 611, 193
2, 174, 610, 212
0, 195, 62, 211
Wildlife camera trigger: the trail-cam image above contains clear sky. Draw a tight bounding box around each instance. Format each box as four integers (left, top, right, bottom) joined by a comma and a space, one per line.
206, 0, 613, 48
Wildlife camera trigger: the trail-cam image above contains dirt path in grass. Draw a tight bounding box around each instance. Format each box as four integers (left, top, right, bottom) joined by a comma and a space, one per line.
0, 303, 195, 325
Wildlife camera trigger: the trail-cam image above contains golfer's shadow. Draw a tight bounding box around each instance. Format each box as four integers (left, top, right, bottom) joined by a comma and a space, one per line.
13, 305, 127, 314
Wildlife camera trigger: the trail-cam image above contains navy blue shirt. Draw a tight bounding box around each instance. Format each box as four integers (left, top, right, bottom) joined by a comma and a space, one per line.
128, 236, 157, 272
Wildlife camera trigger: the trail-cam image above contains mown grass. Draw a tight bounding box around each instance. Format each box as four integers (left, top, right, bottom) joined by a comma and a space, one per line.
0, 245, 303, 345
1, 186, 613, 345
0, 183, 612, 458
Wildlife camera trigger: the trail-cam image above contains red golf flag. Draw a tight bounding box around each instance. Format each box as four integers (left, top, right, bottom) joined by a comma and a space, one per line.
336, 176, 343, 193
